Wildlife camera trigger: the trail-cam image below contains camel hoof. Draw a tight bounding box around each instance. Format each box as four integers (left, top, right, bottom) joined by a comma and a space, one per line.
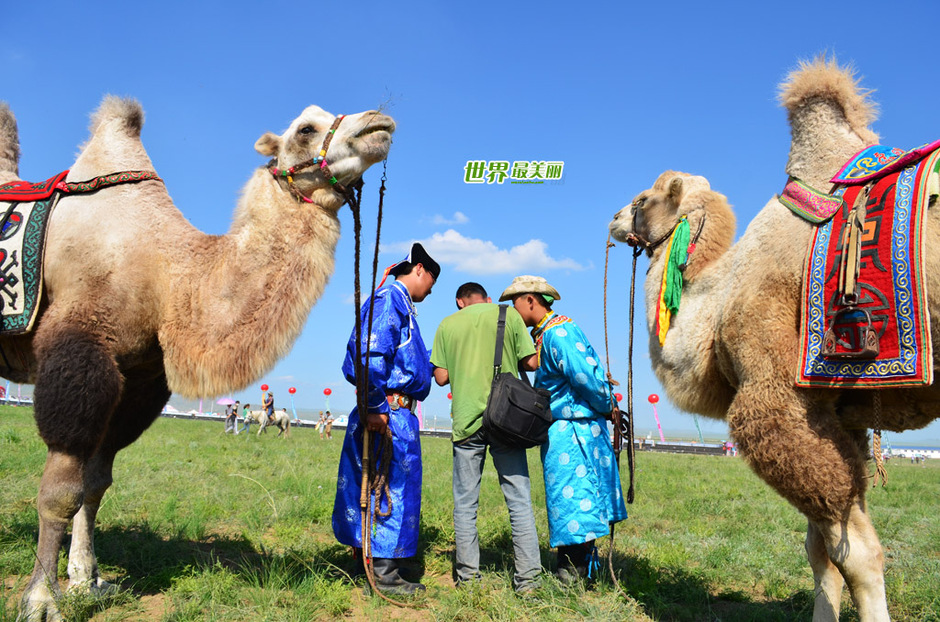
17, 586, 63, 622
67, 577, 120, 597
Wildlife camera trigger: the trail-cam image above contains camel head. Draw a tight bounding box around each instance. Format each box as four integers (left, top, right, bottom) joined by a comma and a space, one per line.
610, 171, 735, 277
610, 170, 713, 246
254, 105, 395, 209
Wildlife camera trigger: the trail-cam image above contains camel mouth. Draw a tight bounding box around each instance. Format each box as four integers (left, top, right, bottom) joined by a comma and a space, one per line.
355, 114, 396, 139
610, 229, 634, 244
356, 123, 395, 139
608, 213, 634, 243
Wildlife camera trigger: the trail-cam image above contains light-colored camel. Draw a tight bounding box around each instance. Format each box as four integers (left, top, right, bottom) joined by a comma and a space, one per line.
0, 97, 394, 621
609, 58, 940, 622
243, 409, 291, 437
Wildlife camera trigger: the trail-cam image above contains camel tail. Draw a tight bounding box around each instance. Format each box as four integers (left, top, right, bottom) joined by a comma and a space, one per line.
778, 55, 878, 140
0, 102, 20, 176
89, 95, 144, 139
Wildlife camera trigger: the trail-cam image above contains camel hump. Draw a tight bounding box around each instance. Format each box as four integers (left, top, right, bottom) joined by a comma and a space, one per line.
778, 56, 878, 135
0, 101, 20, 175
89, 95, 144, 139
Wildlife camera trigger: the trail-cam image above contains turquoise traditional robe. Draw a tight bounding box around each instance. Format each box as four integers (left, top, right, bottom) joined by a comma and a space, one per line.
533, 312, 628, 547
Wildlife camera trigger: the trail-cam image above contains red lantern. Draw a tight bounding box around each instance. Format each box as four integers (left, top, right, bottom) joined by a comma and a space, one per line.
614, 392, 623, 402
288, 387, 296, 394
447, 392, 453, 400
324, 388, 332, 396
648, 393, 659, 404
260, 384, 269, 392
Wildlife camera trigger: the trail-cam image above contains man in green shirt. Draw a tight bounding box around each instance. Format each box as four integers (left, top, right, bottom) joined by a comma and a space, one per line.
431, 282, 542, 592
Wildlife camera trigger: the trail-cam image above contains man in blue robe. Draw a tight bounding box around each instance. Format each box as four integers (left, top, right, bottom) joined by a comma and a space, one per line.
332, 243, 439, 595
501, 275, 628, 584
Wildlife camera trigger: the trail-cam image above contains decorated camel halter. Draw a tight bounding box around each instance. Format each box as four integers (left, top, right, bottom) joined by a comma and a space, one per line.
268, 114, 347, 202
623, 205, 705, 344
623, 199, 706, 258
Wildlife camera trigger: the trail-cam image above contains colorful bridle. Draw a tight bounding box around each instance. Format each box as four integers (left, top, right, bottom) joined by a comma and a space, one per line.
623, 197, 705, 257
269, 114, 347, 203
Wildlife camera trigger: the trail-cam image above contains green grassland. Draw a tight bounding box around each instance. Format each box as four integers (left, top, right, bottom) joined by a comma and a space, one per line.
1, 405, 937, 621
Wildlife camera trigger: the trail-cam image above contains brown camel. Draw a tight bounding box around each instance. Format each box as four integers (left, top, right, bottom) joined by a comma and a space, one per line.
609, 59, 939, 622
0, 97, 394, 621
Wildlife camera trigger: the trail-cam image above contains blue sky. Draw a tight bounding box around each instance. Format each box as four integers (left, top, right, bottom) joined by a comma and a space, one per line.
3, 1, 939, 445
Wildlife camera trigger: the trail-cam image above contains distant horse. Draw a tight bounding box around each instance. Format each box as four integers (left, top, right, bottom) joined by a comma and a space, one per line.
243, 410, 291, 437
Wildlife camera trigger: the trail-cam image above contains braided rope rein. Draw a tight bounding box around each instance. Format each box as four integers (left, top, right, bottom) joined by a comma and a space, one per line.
349, 163, 422, 608
602, 234, 639, 598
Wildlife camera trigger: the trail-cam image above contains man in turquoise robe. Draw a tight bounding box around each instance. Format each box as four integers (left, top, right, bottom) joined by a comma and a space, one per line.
501, 275, 628, 584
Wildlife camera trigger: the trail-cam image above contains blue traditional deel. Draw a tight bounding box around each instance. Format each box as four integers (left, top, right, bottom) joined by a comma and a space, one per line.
332, 279, 432, 557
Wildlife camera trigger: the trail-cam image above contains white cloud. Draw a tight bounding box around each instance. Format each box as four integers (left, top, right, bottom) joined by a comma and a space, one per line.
430, 211, 470, 226
386, 230, 586, 275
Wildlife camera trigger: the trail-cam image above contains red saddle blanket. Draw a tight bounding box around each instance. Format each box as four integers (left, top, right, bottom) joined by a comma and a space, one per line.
797, 148, 939, 388
0, 170, 161, 202
0, 171, 69, 201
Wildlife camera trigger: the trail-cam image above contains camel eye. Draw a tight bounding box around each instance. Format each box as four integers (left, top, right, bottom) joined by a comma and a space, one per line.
299, 126, 315, 135
632, 197, 646, 209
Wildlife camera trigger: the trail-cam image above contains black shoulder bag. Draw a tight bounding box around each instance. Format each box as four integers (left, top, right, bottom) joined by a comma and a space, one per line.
482, 305, 553, 448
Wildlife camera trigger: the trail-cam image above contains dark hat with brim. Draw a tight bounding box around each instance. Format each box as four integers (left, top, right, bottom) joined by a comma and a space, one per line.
389, 242, 441, 281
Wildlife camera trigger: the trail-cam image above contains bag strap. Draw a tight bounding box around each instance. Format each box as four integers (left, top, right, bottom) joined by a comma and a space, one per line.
492, 304, 535, 387
493, 304, 508, 378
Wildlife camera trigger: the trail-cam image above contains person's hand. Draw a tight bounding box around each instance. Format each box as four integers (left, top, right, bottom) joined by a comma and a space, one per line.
365, 412, 389, 434
606, 406, 620, 422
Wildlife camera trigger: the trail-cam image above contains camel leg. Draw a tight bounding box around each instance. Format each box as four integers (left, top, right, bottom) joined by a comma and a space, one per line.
814, 502, 889, 622
20, 325, 123, 622
727, 382, 888, 621
66, 452, 117, 595
18, 451, 85, 622
67, 370, 169, 594
806, 520, 844, 621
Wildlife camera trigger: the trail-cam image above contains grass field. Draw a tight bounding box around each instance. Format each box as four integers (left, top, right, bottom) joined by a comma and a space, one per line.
1, 405, 938, 621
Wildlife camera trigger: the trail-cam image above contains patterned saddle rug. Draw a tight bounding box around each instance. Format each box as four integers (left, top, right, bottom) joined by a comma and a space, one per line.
831, 140, 940, 185
796, 145, 940, 388
0, 170, 160, 334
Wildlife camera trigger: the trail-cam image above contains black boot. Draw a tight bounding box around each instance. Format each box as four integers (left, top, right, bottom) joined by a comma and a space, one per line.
555, 542, 594, 585
352, 548, 365, 578
368, 557, 426, 595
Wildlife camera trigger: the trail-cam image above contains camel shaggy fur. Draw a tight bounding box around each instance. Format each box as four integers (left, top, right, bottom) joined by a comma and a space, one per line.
609, 58, 940, 622
0, 97, 394, 621
243, 409, 292, 437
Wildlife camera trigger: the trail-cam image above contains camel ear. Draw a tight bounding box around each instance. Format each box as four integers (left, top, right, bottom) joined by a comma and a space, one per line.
667, 177, 685, 205
254, 132, 281, 157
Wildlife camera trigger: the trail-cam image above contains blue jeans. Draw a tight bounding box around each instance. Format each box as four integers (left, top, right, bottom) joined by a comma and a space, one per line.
452, 427, 542, 591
